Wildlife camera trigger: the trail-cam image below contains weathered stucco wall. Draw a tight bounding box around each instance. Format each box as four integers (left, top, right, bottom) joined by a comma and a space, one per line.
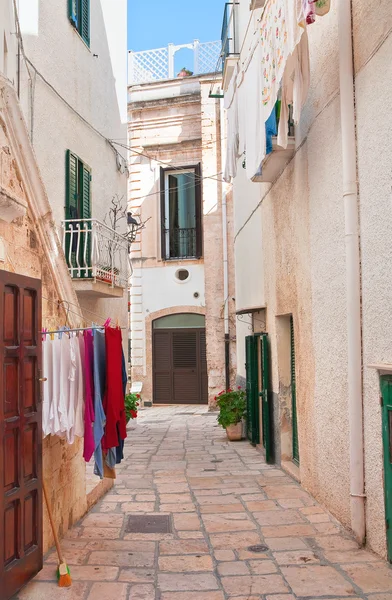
231, 0, 392, 557
0, 117, 112, 553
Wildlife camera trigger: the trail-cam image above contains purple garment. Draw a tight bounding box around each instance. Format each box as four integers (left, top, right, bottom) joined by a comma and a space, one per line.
83, 330, 95, 462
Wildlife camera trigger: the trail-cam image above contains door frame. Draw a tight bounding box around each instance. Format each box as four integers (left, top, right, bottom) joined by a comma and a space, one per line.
0, 270, 43, 599
381, 375, 392, 562
245, 333, 273, 462
152, 327, 207, 405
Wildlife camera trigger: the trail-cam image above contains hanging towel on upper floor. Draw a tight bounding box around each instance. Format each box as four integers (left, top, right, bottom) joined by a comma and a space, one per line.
223, 66, 240, 183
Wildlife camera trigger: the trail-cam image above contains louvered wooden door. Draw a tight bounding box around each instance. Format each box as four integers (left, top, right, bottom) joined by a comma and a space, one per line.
0, 271, 43, 599
153, 328, 207, 405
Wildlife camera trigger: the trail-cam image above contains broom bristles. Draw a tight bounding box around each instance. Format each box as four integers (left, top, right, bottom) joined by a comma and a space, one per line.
57, 562, 72, 588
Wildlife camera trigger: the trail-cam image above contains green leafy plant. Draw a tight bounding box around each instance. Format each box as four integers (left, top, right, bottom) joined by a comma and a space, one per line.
125, 392, 140, 422
216, 388, 246, 429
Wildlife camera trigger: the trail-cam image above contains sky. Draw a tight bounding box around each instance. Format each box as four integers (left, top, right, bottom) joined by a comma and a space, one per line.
128, 0, 224, 71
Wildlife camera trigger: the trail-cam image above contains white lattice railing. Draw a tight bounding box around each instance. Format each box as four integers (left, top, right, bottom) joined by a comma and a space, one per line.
129, 40, 222, 85
62, 219, 130, 288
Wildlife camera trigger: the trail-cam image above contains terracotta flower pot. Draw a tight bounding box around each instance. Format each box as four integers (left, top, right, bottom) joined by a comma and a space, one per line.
226, 422, 242, 441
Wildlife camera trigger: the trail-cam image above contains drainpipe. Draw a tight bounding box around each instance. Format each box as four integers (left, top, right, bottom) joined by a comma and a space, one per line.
220, 98, 230, 390
338, 0, 365, 544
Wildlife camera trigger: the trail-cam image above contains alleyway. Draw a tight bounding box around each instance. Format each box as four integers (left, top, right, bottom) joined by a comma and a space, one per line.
17, 407, 392, 600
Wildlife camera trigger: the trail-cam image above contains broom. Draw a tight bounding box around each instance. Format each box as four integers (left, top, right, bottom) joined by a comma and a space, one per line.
42, 479, 72, 587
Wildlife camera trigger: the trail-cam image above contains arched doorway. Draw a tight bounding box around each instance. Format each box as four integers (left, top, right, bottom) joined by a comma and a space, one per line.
152, 313, 208, 405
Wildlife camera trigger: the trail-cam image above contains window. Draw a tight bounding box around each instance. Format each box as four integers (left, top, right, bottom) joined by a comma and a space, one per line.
68, 0, 90, 46
66, 150, 91, 221
65, 150, 92, 276
160, 165, 202, 260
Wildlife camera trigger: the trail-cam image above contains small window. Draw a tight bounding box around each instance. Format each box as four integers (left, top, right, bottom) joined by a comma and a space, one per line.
68, 0, 90, 47
160, 165, 202, 260
175, 269, 190, 282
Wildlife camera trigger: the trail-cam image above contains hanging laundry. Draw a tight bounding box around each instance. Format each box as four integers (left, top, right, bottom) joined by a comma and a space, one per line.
69, 333, 85, 443
245, 42, 266, 180
102, 327, 127, 450
116, 349, 128, 465
266, 104, 278, 155
83, 330, 95, 462
42, 334, 53, 437
92, 329, 107, 478
277, 29, 310, 149
223, 66, 240, 182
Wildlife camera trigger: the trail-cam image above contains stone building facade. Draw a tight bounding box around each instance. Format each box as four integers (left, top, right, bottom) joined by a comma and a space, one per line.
224, 0, 392, 560
128, 73, 236, 406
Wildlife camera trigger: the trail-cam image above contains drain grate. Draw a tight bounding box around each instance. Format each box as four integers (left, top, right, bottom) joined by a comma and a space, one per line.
125, 515, 172, 534
247, 544, 269, 553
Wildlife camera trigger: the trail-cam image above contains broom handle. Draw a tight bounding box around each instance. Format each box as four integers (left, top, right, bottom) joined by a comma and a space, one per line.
42, 479, 64, 564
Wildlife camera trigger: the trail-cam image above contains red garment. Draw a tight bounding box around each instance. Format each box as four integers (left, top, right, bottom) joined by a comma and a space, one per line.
102, 327, 127, 449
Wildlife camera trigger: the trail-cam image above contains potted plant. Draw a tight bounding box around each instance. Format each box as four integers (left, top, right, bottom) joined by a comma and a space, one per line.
177, 67, 193, 78
216, 387, 246, 441
97, 265, 120, 284
124, 392, 140, 423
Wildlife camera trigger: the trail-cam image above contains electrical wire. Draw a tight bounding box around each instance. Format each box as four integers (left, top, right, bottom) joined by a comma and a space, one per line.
113, 140, 225, 184
42, 293, 127, 327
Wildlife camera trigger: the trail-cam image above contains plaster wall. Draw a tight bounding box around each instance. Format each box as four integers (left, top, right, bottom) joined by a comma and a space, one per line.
230, 0, 392, 557
0, 0, 17, 84
13, 0, 129, 332
0, 121, 112, 554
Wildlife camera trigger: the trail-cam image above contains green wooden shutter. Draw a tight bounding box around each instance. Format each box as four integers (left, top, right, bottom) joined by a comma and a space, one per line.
81, 163, 91, 219
261, 334, 273, 463
381, 377, 392, 561
291, 316, 300, 464
80, 0, 90, 46
68, 0, 78, 27
80, 162, 91, 276
66, 150, 78, 219
245, 335, 260, 446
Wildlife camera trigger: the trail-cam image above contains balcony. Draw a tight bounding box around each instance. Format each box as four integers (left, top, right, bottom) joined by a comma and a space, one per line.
163, 228, 198, 260
251, 109, 296, 183
62, 219, 130, 298
221, 2, 239, 91
128, 40, 222, 85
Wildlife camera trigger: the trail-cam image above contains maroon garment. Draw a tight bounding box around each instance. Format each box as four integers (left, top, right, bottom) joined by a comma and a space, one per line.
102, 327, 127, 450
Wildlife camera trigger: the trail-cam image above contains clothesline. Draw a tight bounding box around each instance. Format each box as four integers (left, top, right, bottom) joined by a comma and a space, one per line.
43, 326, 127, 335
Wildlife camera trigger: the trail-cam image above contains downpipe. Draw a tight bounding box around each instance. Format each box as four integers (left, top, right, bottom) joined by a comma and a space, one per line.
220, 99, 230, 390
338, 0, 365, 544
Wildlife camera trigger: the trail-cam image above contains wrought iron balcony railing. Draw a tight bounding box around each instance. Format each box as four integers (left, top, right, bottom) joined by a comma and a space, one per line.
221, 2, 239, 67
163, 227, 198, 260
128, 40, 222, 85
62, 219, 130, 288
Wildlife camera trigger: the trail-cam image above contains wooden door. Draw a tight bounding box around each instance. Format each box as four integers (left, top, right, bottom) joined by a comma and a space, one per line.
153, 328, 207, 405
381, 376, 392, 562
0, 271, 43, 600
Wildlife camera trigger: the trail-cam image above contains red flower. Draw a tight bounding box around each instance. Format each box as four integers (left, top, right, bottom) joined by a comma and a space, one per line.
136, 402, 139, 406
238, 386, 242, 390
130, 409, 137, 419
136, 394, 141, 399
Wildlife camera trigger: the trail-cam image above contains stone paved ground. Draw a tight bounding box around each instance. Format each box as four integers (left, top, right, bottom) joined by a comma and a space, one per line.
17, 406, 392, 599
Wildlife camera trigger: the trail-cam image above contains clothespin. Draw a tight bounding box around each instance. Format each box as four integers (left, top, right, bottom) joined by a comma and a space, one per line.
42, 327, 47, 341
103, 318, 111, 328
116, 317, 119, 329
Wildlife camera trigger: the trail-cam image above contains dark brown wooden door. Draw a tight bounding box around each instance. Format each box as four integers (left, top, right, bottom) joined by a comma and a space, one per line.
0, 271, 43, 600
153, 328, 207, 405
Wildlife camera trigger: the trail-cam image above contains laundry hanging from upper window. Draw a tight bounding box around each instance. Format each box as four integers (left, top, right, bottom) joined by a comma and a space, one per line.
42, 324, 128, 477
223, 0, 311, 182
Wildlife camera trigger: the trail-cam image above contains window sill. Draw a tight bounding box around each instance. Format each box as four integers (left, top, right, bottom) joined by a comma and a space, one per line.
70, 22, 91, 51
162, 257, 202, 262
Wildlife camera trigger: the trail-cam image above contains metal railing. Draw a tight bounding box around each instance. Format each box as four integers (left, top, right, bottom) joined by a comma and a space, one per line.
163, 228, 197, 260
128, 40, 222, 85
221, 3, 239, 67
62, 219, 130, 288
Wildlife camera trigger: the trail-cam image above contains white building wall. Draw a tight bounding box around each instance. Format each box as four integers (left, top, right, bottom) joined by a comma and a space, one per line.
229, 0, 392, 558
14, 0, 128, 329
